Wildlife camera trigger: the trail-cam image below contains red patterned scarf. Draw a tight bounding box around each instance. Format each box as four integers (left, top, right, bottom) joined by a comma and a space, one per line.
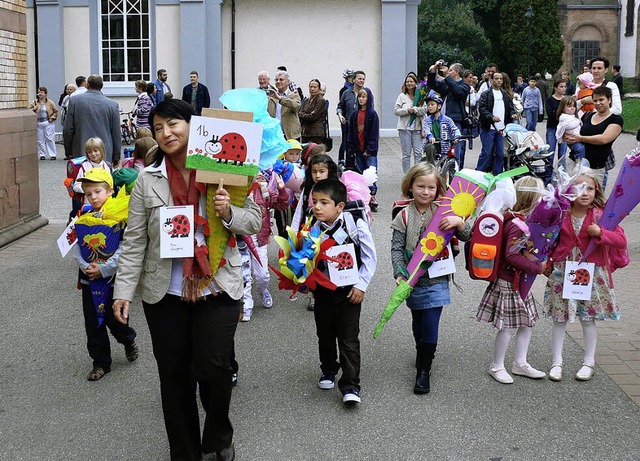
165, 158, 212, 301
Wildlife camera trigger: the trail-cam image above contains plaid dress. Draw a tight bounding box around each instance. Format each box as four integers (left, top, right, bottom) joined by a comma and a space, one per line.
476, 216, 540, 330
476, 278, 538, 330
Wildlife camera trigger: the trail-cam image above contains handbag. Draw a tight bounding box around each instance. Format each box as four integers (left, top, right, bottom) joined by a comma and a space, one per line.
323, 104, 333, 151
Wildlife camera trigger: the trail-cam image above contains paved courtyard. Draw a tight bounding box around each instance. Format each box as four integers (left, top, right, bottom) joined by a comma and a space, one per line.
1, 128, 639, 460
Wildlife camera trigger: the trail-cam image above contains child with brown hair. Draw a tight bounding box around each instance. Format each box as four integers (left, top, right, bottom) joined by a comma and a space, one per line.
392, 163, 469, 394
555, 96, 585, 162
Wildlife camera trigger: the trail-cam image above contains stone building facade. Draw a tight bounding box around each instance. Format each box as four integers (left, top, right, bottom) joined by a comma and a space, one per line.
0, 0, 46, 247
558, 0, 639, 77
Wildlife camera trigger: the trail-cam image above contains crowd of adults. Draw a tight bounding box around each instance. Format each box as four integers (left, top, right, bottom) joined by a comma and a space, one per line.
390, 55, 625, 186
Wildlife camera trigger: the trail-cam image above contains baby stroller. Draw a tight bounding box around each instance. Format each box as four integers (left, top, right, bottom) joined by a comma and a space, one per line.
503, 123, 553, 180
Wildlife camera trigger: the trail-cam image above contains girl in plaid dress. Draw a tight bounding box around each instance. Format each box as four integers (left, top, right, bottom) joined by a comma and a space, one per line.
543, 169, 627, 382
477, 176, 549, 384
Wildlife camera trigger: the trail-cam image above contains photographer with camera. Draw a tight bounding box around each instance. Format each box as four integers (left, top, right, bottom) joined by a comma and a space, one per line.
427, 60, 471, 168
267, 70, 301, 140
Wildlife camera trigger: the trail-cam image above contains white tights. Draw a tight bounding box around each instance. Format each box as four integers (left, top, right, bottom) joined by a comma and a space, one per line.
551, 320, 597, 366
492, 326, 534, 369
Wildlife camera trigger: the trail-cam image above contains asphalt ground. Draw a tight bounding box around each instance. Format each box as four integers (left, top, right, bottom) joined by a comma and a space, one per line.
1, 130, 640, 460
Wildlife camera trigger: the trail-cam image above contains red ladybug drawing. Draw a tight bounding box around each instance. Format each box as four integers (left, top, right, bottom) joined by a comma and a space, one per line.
163, 215, 190, 238
331, 251, 355, 271
568, 268, 590, 286
204, 132, 247, 165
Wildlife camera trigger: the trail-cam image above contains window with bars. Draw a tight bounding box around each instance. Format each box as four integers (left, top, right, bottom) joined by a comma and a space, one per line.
100, 0, 150, 82
571, 41, 600, 73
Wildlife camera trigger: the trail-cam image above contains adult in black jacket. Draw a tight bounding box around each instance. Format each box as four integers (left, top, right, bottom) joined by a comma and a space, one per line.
475, 72, 516, 175
428, 61, 471, 168
181, 71, 211, 115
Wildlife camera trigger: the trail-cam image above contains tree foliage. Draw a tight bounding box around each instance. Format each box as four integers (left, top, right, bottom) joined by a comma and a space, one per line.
499, 0, 564, 77
468, 0, 564, 77
417, 0, 491, 76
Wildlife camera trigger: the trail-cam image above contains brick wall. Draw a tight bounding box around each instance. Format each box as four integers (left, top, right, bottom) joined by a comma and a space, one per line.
0, 1, 47, 246
0, 0, 28, 109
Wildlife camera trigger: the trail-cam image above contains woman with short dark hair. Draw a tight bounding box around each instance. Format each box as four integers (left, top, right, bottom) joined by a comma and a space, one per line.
113, 99, 261, 460
564, 86, 623, 188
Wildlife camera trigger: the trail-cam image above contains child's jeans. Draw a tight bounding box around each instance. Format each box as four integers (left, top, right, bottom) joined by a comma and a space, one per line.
313, 286, 361, 393
82, 284, 136, 370
525, 108, 539, 132
568, 142, 585, 161
355, 153, 378, 194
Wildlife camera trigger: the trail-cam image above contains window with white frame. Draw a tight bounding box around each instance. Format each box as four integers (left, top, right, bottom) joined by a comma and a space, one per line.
100, 0, 151, 82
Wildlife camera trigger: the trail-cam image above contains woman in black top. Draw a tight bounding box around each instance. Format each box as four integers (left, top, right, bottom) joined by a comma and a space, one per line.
564, 86, 623, 188
545, 79, 567, 180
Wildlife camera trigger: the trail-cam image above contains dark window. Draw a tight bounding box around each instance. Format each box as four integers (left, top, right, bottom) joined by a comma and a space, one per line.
572, 41, 600, 74
625, 0, 635, 36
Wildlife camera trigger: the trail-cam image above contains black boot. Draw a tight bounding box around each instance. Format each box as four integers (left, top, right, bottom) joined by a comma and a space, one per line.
414, 342, 437, 395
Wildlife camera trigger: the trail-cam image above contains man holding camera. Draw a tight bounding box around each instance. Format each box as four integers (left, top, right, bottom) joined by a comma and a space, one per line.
267, 70, 301, 140
427, 60, 471, 168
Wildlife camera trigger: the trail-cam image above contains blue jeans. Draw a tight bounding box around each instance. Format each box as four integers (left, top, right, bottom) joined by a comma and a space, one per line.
525, 108, 538, 131
454, 121, 467, 169
339, 122, 349, 162
476, 128, 505, 175
545, 127, 568, 183
355, 153, 378, 194
568, 142, 585, 161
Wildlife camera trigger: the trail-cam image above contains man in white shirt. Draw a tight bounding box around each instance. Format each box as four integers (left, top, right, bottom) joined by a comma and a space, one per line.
588, 57, 622, 115
70, 75, 88, 98
475, 72, 517, 175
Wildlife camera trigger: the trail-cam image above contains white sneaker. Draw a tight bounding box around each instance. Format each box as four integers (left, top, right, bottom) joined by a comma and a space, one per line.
241, 310, 252, 322
489, 367, 513, 384
549, 364, 562, 382
576, 364, 595, 381
512, 362, 546, 379
262, 290, 273, 308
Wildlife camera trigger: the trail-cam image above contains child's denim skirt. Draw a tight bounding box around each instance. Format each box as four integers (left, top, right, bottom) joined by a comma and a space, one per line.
406, 280, 450, 310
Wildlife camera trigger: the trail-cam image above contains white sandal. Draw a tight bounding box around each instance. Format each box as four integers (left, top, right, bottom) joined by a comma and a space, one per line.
549, 364, 563, 382
575, 363, 595, 381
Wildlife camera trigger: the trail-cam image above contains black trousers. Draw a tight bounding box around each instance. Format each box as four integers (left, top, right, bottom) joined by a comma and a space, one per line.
81, 284, 136, 370
313, 287, 361, 393
143, 293, 241, 461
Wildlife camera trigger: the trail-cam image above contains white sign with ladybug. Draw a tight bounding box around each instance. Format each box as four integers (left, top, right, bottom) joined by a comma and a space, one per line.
186, 115, 263, 178
325, 243, 360, 287
562, 260, 595, 301
160, 206, 195, 259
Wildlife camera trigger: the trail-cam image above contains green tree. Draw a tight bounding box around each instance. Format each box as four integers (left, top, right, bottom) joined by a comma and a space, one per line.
499, 0, 563, 77
417, 0, 491, 76
469, 0, 564, 77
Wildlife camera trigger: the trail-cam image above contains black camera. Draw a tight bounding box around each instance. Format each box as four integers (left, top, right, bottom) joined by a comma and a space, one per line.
441, 61, 448, 67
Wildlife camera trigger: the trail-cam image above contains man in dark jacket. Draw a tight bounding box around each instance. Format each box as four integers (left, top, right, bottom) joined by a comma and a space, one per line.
428, 61, 471, 168
181, 71, 211, 116
475, 72, 516, 175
